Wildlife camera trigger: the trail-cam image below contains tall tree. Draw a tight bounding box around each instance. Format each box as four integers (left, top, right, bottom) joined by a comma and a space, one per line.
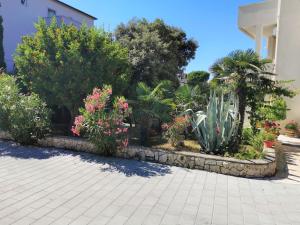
210, 49, 294, 151
0, 16, 6, 70
115, 18, 198, 88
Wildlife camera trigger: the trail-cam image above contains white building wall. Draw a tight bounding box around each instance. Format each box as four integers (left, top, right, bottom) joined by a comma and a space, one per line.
0, 0, 95, 72
275, 0, 300, 123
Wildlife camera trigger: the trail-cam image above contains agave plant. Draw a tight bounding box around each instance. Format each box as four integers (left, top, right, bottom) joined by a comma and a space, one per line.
186, 92, 239, 154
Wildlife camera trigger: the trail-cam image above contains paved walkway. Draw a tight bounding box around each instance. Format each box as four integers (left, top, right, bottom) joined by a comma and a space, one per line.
0, 141, 300, 225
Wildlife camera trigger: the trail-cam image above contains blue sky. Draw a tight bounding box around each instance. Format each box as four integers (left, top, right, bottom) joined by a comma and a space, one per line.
62, 0, 262, 73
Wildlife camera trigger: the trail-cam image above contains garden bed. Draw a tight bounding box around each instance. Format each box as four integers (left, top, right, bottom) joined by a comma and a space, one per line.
0, 131, 276, 178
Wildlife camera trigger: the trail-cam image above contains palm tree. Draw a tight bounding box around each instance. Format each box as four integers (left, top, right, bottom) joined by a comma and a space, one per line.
175, 84, 208, 112
131, 81, 175, 146
210, 49, 274, 151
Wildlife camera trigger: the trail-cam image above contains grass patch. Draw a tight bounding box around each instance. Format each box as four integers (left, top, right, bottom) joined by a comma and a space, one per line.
153, 139, 200, 153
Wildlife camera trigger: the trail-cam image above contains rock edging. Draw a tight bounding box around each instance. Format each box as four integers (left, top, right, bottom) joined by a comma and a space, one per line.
0, 132, 276, 177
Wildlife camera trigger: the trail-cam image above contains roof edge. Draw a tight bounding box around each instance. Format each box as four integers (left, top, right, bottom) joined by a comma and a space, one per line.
52, 0, 97, 20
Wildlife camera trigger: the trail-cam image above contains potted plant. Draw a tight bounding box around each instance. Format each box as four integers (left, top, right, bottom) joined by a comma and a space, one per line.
263, 132, 276, 148
263, 120, 281, 137
285, 121, 299, 138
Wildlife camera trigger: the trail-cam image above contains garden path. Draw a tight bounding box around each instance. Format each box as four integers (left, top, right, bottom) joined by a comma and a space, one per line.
0, 140, 299, 225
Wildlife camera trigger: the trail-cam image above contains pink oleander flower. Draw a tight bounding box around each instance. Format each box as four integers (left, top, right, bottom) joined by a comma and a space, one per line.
104, 130, 112, 136
85, 103, 95, 113
90, 92, 100, 101
115, 127, 122, 135
71, 126, 80, 136
96, 103, 105, 110
74, 115, 84, 126
122, 128, 128, 133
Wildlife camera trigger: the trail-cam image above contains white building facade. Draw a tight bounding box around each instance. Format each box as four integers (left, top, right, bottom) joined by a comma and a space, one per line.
238, 0, 300, 124
0, 0, 96, 72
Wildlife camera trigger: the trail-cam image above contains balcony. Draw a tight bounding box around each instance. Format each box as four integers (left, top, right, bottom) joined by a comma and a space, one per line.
44, 16, 82, 28
238, 0, 278, 39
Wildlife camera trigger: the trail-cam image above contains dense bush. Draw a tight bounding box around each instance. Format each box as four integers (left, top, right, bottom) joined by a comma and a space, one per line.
9, 93, 51, 144
0, 74, 19, 131
0, 74, 51, 144
162, 116, 190, 147
15, 19, 130, 119
72, 85, 131, 155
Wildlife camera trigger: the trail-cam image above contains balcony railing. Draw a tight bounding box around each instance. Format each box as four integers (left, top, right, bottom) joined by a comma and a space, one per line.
44, 16, 82, 28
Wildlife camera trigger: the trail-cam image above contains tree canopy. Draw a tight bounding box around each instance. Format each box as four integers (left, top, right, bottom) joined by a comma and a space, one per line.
187, 71, 210, 87
15, 19, 130, 118
115, 18, 198, 88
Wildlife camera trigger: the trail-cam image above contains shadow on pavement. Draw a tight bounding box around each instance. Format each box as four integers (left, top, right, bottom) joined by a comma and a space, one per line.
0, 140, 172, 178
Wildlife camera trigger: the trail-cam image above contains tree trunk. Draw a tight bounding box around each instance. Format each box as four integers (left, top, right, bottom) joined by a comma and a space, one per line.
140, 118, 150, 146
231, 79, 247, 152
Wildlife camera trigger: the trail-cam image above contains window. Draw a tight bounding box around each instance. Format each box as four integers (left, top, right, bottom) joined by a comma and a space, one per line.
48, 9, 56, 18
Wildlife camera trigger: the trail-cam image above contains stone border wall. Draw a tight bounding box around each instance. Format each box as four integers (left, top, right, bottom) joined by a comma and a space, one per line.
0, 132, 276, 178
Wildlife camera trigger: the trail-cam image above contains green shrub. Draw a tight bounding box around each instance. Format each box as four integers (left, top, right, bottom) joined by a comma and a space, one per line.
263, 132, 276, 141
0, 74, 19, 131
229, 146, 265, 160
162, 116, 189, 147
9, 94, 51, 145
249, 131, 265, 152
0, 74, 51, 144
15, 19, 130, 119
241, 128, 253, 145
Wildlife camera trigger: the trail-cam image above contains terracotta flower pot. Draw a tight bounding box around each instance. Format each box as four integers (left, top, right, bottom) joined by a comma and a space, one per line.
285, 129, 299, 138
264, 140, 274, 148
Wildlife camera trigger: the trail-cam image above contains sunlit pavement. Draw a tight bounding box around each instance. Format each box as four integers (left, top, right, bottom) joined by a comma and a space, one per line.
0, 140, 299, 225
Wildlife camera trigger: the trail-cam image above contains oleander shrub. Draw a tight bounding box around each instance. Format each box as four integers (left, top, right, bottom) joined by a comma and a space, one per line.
0, 73, 51, 144
162, 116, 190, 147
71, 85, 131, 155
0, 74, 19, 131
9, 93, 51, 144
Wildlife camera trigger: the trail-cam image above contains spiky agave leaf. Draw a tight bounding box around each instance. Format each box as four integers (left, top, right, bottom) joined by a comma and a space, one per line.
186, 92, 239, 154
